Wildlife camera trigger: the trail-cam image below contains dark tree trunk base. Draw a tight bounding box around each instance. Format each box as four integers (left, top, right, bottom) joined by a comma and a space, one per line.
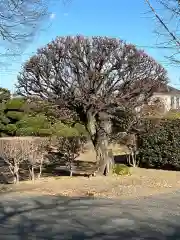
98, 154, 114, 176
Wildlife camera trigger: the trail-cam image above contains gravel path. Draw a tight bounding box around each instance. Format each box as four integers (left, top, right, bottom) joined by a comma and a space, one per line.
0, 190, 180, 239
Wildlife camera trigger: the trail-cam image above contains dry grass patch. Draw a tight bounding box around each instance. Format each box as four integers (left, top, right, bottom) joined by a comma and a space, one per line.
3, 167, 180, 199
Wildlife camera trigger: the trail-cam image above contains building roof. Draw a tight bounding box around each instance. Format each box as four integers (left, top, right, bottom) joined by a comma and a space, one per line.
155, 84, 180, 94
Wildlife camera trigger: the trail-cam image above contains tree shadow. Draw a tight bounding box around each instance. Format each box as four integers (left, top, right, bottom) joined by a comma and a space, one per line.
0, 194, 180, 239
44, 152, 98, 177
114, 154, 131, 165
0, 152, 98, 184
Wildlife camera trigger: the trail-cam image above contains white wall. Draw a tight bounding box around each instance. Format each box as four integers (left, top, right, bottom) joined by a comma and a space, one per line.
151, 93, 180, 111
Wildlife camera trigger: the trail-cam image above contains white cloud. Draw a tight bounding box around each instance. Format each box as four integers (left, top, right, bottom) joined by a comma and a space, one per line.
50, 13, 56, 20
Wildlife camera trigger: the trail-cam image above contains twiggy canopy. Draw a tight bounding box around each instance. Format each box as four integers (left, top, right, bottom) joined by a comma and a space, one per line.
145, 0, 180, 64
0, 0, 47, 48
17, 36, 168, 117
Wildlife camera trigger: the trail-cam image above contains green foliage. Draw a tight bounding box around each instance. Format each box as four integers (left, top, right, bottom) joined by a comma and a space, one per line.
0, 88, 10, 102
16, 127, 52, 137
164, 110, 180, 120
74, 123, 88, 136
37, 129, 53, 136
3, 124, 17, 135
6, 111, 24, 121
26, 97, 63, 123
51, 122, 88, 138
0, 113, 10, 125
0, 97, 28, 136
5, 98, 25, 110
15, 114, 53, 137
113, 164, 130, 175
0, 96, 52, 136
16, 127, 37, 136
138, 119, 180, 170
0, 89, 88, 138
17, 114, 50, 129
52, 122, 77, 137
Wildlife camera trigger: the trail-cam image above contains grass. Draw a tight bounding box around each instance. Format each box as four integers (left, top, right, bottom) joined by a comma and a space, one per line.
2, 167, 180, 200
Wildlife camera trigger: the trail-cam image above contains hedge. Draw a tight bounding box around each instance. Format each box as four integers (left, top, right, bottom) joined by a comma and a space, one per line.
138, 119, 180, 170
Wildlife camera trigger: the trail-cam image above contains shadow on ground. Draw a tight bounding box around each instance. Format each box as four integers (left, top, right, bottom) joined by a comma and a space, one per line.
0, 193, 180, 239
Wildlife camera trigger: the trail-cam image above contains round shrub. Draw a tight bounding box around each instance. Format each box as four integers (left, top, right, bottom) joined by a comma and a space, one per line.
113, 164, 130, 175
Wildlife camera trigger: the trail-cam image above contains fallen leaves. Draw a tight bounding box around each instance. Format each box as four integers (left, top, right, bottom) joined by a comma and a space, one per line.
2, 168, 180, 199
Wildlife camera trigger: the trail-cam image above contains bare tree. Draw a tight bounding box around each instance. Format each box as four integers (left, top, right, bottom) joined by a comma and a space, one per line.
0, 0, 48, 54
0, 137, 48, 183
23, 138, 49, 181
50, 136, 87, 176
145, 0, 180, 63
17, 36, 168, 175
121, 134, 139, 167
0, 138, 25, 183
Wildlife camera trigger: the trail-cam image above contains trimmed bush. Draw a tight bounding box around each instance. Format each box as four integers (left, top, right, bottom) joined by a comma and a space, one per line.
138, 119, 180, 170
5, 98, 25, 110
16, 127, 37, 136
6, 111, 24, 121
3, 124, 17, 135
113, 164, 130, 175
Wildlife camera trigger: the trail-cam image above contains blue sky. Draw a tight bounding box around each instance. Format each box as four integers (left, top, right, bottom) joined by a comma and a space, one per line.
0, 0, 179, 92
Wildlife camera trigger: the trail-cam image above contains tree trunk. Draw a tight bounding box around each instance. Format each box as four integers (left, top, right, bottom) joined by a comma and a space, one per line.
31, 166, 35, 182
131, 151, 136, 167
94, 139, 114, 175
132, 150, 139, 168
38, 163, 42, 179
128, 147, 139, 168
95, 137, 108, 175
29, 166, 35, 182
15, 172, 19, 184
14, 164, 19, 184
87, 111, 114, 176
13, 172, 19, 184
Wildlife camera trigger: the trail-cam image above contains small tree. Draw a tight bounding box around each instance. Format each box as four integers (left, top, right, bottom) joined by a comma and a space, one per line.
17, 36, 168, 175
0, 138, 25, 183
110, 111, 139, 167
50, 136, 87, 176
0, 137, 49, 183
48, 122, 88, 176
23, 138, 49, 181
